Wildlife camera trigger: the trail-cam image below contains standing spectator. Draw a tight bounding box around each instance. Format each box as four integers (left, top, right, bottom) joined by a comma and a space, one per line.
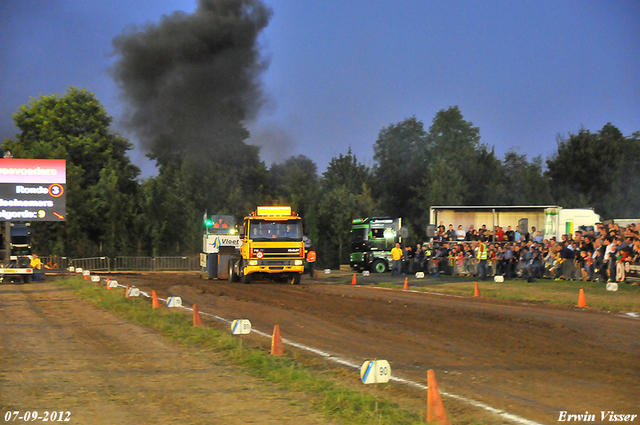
559, 241, 575, 280
475, 239, 488, 281
514, 227, 522, 243
496, 226, 505, 242
403, 246, 413, 274
504, 244, 516, 278
30, 254, 44, 281
603, 238, 617, 282
445, 224, 455, 242
414, 243, 424, 272
533, 230, 544, 244
391, 243, 403, 276
456, 225, 466, 241
478, 224, 487, 240
465, 225, 476, 242
505, 225, 515, 242
306, 247, 317, 279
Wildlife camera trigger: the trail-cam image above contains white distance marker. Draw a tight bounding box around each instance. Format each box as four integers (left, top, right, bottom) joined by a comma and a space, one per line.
231, 319, 252, 335
127, 287, 141, 297
108, 280, 119, 288
362, 271, 370, 277
167, 297, 182, 307
360, 360, 391, 384
91, 275, 100, 283
83, 270, 90, 276
75, 268, 83, 273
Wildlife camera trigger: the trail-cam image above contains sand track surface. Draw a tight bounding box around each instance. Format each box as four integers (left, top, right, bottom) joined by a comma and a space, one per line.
0, 281, 333, 425
120, 272, 639, 425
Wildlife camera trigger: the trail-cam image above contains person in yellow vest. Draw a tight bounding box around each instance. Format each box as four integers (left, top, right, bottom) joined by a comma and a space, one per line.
30, 254, 44, 281
391, 243, 403, 276
306, 247, 317, 279
475, 239, 488, 281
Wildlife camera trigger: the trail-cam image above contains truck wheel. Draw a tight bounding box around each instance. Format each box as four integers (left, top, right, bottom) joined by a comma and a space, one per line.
241, 270, 252, 285
290, 274, 301, 285
228, 260, 239, 282
372, 260, 387, 273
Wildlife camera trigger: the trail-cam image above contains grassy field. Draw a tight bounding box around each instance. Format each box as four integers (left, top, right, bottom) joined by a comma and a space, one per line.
378, 278, 638, 312
324, 267, 640, 313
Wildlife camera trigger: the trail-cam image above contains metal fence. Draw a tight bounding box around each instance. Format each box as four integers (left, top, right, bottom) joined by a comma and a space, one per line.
61, 256, 201, 272
40, 255, 69, 270
69, 257, 111, 271
153, 256, 199, 271
114, 256, 154, 271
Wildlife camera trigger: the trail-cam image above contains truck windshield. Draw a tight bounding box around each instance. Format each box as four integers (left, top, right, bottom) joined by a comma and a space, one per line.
368, 226, 396, 251
209, 215, 236, 234
249, 220, 302, 241
350, 227, 367, 245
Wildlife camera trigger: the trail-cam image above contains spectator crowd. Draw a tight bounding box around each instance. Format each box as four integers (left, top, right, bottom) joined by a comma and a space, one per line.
401, 222, 640, 284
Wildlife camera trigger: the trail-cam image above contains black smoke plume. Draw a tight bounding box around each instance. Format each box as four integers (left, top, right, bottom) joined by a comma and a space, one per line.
111, 0, 272, 166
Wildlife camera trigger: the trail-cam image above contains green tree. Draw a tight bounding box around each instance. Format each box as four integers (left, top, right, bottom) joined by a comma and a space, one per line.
373, 116, 429, 226
314, 150, 378, 267
2, 87, 140, 257
499, 150, 552, 205
546, 124, 640, 219
269, 155, 318, 216
426, 106, 501, 206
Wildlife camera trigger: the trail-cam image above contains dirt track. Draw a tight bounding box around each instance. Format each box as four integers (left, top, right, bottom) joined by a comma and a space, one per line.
2, 273, 638, 425
122, 271, 640, 425
0, 281, 334, 425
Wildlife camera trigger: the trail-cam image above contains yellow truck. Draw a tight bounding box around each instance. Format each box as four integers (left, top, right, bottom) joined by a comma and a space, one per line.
229, 206, 305, 284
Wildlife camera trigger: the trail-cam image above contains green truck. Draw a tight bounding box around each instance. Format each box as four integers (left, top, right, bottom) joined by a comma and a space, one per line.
349, 217, 402, 273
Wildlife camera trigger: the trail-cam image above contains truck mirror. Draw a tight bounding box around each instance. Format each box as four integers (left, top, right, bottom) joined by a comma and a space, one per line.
239, 225, 245, 238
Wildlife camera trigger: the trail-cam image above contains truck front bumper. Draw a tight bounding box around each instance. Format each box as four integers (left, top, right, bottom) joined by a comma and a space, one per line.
244, 259, 304, 275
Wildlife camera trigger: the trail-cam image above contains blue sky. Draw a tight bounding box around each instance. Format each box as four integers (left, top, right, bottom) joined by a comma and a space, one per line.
1, 0, 638, 177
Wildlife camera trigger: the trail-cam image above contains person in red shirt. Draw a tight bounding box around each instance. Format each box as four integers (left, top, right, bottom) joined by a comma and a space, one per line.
306, 247, 317, 279
213, 218, 228, 228
496, 226, 505, 242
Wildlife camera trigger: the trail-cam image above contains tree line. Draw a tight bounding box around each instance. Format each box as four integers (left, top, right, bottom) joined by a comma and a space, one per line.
3, 87, 639, 267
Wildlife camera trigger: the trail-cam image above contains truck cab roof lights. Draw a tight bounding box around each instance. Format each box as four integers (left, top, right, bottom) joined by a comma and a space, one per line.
256, 206, 292, 216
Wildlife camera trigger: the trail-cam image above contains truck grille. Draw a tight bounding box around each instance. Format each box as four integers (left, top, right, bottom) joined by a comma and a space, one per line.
253, 248, 301, 257
258, 260, 294, 266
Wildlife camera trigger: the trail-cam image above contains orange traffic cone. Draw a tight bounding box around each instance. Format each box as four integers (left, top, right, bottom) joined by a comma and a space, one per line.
106, 278, 113, 290
152, 290, 160, 309
473, 282, 480, 297
427, 369, 451, 425
125, 284, 130, 298
351, 273, 357, 285
271, 325, 283, 356
404, 277, 409, 290
84, 273, 89, 281
193, 304, 203, 327
577, 288, 587, 308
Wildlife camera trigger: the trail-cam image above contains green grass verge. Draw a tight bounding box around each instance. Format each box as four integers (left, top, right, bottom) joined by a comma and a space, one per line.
55, 278, 430, 425
372, 277, 640, 312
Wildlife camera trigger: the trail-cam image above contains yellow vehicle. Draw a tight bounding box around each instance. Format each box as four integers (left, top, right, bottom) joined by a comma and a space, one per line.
229, 206, 305, 284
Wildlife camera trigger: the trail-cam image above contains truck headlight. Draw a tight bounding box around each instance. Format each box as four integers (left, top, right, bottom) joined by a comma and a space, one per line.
294, 260, 303, 266
249, 260, 258, 266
